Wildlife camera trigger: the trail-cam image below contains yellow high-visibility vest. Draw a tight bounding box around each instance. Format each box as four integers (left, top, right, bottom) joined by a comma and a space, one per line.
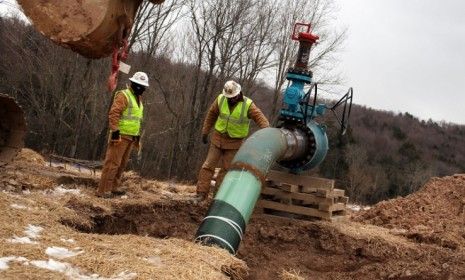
214, 93, 252, 138
118, 89, 143, 136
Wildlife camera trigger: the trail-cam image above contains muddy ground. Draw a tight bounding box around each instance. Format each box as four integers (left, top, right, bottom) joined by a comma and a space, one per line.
1, 149, 464, 279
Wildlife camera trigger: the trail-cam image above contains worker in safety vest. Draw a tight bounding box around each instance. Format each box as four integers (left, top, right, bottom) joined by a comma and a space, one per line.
192, 80, 270, 203
96, 72, 149, 198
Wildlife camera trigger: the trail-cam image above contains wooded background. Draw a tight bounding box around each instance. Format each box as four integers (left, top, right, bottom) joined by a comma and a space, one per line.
1, 0, 463, 204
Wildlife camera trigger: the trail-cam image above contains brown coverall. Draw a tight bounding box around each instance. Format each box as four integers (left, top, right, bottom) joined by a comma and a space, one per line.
196, 96, 269, 195
96, 90, 141, 196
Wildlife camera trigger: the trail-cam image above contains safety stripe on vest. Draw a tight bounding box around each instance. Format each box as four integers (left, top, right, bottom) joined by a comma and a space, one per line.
120, 90, 142, 121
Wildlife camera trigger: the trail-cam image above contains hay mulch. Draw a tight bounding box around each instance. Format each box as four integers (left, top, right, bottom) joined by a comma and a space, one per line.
0, 190, 247, 280
0, 150, 248, 280
14, 148, 46, 165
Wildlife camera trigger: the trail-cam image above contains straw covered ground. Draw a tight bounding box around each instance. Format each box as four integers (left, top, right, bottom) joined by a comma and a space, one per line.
0, 149, 247, 280
1, 148, 464, 279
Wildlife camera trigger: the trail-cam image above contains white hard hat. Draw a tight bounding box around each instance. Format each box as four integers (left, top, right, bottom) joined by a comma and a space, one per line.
222, 80, 241, 98
129, 71, 149, 87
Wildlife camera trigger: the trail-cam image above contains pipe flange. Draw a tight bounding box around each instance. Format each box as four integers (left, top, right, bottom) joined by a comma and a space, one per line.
287, 67, 313, 78
277, 122, 315, 169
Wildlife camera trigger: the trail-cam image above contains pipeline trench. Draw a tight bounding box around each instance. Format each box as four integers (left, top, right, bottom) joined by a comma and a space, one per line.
60, 195, 461, 280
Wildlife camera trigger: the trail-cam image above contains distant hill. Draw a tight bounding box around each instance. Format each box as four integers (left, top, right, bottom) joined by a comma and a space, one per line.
319, 104, 465, 204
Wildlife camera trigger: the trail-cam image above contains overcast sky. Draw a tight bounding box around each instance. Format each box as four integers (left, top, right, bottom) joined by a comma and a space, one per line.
1, 0, 464, 125
334, 0, 465, 125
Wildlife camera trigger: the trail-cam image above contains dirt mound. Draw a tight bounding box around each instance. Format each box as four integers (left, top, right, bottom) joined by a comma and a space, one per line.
14, 148, 46, 165
354, 174, 465, 249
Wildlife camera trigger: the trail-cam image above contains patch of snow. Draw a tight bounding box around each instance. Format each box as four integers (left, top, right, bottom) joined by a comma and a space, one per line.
143, 256, 163, 266
347, 204, 361, 211
0, 257, 15, 270
51, 185, 81, 196
0, 256, 29, 270
60, 238, 76, 243
6, 224, 43, 244
7, 236, 38, 244
25, 224, 43, 239
347, 204, 371, 212
31, 259, 137, 280
31, 259, 68, 273
10, 203, 28, 209
46, 246, 83, 259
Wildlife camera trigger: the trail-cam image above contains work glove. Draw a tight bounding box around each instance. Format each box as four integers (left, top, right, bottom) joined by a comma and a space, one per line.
202, 134, 208, 144
110, 130, 121, 143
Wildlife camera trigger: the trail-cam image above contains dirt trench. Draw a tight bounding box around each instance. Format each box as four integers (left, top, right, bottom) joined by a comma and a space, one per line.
61, 197, 465, 280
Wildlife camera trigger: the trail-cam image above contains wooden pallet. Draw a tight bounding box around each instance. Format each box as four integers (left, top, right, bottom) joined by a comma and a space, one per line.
256, 170, 348, 221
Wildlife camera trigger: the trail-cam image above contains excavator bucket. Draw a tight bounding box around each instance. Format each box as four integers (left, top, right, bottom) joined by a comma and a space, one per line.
0, 94, 27, 166
17, 0, 150, 59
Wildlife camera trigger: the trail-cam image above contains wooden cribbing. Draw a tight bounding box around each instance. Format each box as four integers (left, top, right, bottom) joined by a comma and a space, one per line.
267, 170, 334, 189
258, 170, 349, 222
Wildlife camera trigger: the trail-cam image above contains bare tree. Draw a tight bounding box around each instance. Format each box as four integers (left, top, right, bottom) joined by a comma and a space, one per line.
223, 0, 278, 96
130, 0, 186, 58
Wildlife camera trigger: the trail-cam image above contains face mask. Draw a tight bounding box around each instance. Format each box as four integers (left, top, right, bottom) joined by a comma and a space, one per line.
131, 83, 146, 95
227, 93, 243, 105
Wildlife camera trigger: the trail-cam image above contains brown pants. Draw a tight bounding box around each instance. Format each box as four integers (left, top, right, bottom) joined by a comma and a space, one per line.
97, 137, 134, 195
196, 144, 238, 194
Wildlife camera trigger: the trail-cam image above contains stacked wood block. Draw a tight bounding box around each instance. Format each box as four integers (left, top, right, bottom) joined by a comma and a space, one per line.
256, 170, 348, 221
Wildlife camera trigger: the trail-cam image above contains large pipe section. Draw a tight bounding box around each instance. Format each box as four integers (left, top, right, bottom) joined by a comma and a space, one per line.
195, 126, 327, 254
18, 0, 164, 59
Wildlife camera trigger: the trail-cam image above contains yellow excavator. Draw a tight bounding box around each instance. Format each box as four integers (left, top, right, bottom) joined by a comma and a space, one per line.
0, 0, 164, 165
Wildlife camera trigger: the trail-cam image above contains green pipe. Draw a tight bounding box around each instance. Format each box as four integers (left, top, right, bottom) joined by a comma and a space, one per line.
195, 128, 299, 254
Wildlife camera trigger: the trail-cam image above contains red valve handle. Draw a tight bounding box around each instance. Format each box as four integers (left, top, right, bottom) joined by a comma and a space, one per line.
291, 22, 319, 43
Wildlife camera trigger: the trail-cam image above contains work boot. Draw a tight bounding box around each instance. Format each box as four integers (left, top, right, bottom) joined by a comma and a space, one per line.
190, 192, 207, 205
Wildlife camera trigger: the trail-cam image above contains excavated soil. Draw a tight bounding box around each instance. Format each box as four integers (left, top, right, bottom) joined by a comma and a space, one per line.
354, 175, 465, 250
1, 149, 465, 279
